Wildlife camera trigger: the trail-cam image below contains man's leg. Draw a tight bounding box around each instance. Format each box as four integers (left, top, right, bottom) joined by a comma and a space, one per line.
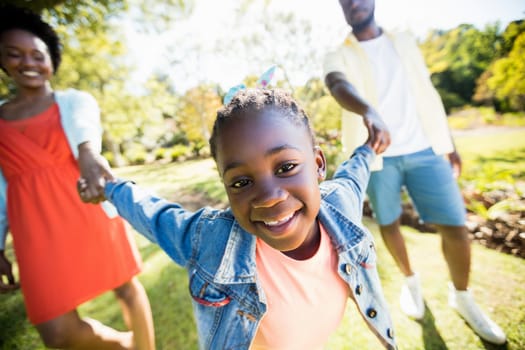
379, 218, 414, 277
367, 156, 425, 319
435, 224, 470, 291
403, 149, 506, 343
380, 218, 425, 319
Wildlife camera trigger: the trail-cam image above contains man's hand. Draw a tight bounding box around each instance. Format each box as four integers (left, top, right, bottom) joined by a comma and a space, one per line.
363, 109, 391, 154
77, 142, 114, 203
447, 150, 462, 178
0, 250, 19, 293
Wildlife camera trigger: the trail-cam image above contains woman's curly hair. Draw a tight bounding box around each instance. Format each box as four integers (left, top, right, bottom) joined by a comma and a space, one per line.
0, 4, 62, 73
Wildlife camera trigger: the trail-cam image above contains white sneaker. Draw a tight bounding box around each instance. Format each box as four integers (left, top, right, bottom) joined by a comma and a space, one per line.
448, 283, 507, 345
399, 273, 425, 320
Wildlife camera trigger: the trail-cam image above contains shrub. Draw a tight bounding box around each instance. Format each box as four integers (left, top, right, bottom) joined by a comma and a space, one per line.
154, 148, 168, 161
171, 145, 190, 161
124, 143, 148, 165
102, 151, 115, 167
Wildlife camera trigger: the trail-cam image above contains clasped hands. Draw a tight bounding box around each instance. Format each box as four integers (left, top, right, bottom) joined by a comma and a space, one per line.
363, 110, 391, 154
77, 142, 114, 204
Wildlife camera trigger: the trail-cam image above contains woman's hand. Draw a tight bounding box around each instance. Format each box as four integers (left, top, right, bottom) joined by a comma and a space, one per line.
77, 142, 114, 203
0, 250, 19, 293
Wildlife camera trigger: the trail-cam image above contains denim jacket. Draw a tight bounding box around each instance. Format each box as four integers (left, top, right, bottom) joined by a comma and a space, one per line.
105, 145, 396, 349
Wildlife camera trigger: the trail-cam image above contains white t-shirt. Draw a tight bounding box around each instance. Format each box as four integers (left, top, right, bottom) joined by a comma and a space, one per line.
359, 34, 430, 157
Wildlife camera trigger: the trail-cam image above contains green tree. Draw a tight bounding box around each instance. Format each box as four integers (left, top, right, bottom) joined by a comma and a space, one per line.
486, 33, 525, 111
1, 0, 190, 165
474, 20, 525, 111
178, 85, 222, 156
420, 24, 501, 110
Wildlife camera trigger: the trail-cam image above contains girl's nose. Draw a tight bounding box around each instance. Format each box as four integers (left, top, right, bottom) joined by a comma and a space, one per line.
252, 181, 287, 209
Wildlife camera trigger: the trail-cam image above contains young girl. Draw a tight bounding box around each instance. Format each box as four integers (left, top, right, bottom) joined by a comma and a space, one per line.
82, 88, 396, 349
0, 5, 155, 349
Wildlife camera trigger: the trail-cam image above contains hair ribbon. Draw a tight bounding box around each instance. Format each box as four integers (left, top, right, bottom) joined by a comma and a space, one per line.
223, 65, 277, 105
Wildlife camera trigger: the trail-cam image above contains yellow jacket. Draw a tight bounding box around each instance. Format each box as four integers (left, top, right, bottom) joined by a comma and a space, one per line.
323, 30, 454, 170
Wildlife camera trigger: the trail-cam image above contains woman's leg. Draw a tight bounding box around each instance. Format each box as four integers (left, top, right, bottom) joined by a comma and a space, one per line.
35, 310, 132, 350
114, 277, 156, 350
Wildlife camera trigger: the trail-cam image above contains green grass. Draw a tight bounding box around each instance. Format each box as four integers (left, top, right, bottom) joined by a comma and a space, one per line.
1, 129, 524, 349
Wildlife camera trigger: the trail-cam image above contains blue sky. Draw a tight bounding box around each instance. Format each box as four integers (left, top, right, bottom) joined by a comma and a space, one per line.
125, 0, 524, 92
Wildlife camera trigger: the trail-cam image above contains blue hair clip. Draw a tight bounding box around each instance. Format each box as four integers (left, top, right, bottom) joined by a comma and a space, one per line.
256, 65, 276, 88
223, 65, 277, 105
223, 83, 246, 105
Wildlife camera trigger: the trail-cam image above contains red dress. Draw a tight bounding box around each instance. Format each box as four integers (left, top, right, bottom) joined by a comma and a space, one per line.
0, 103, 142, 324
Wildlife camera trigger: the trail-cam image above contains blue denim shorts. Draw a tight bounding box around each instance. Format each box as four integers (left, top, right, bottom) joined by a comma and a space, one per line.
366, 148, 466, 226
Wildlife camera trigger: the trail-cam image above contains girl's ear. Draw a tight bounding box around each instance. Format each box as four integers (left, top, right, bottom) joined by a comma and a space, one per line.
314, 146, 327, 181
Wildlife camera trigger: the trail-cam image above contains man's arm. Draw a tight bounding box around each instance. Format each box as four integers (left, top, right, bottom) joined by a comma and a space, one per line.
325, 71, 391, 154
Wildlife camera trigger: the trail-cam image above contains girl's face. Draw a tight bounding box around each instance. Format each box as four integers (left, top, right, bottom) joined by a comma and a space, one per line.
0, 29, 53, 89
215, 110, 326, 257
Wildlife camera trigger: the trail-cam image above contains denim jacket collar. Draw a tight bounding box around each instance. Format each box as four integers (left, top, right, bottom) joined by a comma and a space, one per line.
214, 219, 258, 285
213, 191, 367, 284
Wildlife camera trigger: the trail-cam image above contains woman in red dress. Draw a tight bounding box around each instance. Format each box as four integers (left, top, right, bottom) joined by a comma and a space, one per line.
0, 5, 155, 349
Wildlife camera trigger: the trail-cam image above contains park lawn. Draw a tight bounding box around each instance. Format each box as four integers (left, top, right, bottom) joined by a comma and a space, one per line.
1, 128, 524, 349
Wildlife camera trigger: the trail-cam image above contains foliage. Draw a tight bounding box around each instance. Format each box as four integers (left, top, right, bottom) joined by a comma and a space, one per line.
473, 20, 525, 112
177, 85, 222, 154
122, 144, 147, 165
485, 33, 525, 111
0, 0, 189, 167
455, 131, 525, 219
420, 24, 502, 111
2, 0, 523, 167
170, 144, 191, 161
447, 107, 525, 129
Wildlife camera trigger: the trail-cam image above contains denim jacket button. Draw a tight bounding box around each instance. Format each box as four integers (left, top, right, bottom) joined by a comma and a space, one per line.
344, 263, 352, 274
366, 308, 377, 318
355, 284, 362, 295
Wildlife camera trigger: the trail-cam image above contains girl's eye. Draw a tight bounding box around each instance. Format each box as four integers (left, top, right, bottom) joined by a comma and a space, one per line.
230, 178, 251, 189
276, 163, 297, 175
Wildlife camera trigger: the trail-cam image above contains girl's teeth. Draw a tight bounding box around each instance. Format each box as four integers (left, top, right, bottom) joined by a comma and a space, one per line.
22, 71, 38, 77
265, 213, 294, 226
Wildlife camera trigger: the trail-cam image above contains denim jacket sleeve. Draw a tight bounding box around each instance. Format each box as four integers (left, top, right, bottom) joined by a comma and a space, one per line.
331, 145, 375, 208
105, 180, 204, 267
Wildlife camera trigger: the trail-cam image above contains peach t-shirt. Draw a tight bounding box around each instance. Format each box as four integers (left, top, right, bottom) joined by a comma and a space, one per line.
251, 224, 349, 350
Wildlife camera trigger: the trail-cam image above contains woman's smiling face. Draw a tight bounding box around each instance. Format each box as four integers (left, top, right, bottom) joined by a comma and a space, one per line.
0, 29, 53, 89
215, 109, 326, 257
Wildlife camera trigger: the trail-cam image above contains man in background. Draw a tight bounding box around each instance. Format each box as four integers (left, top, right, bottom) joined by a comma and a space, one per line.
323, 0, 505, 344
